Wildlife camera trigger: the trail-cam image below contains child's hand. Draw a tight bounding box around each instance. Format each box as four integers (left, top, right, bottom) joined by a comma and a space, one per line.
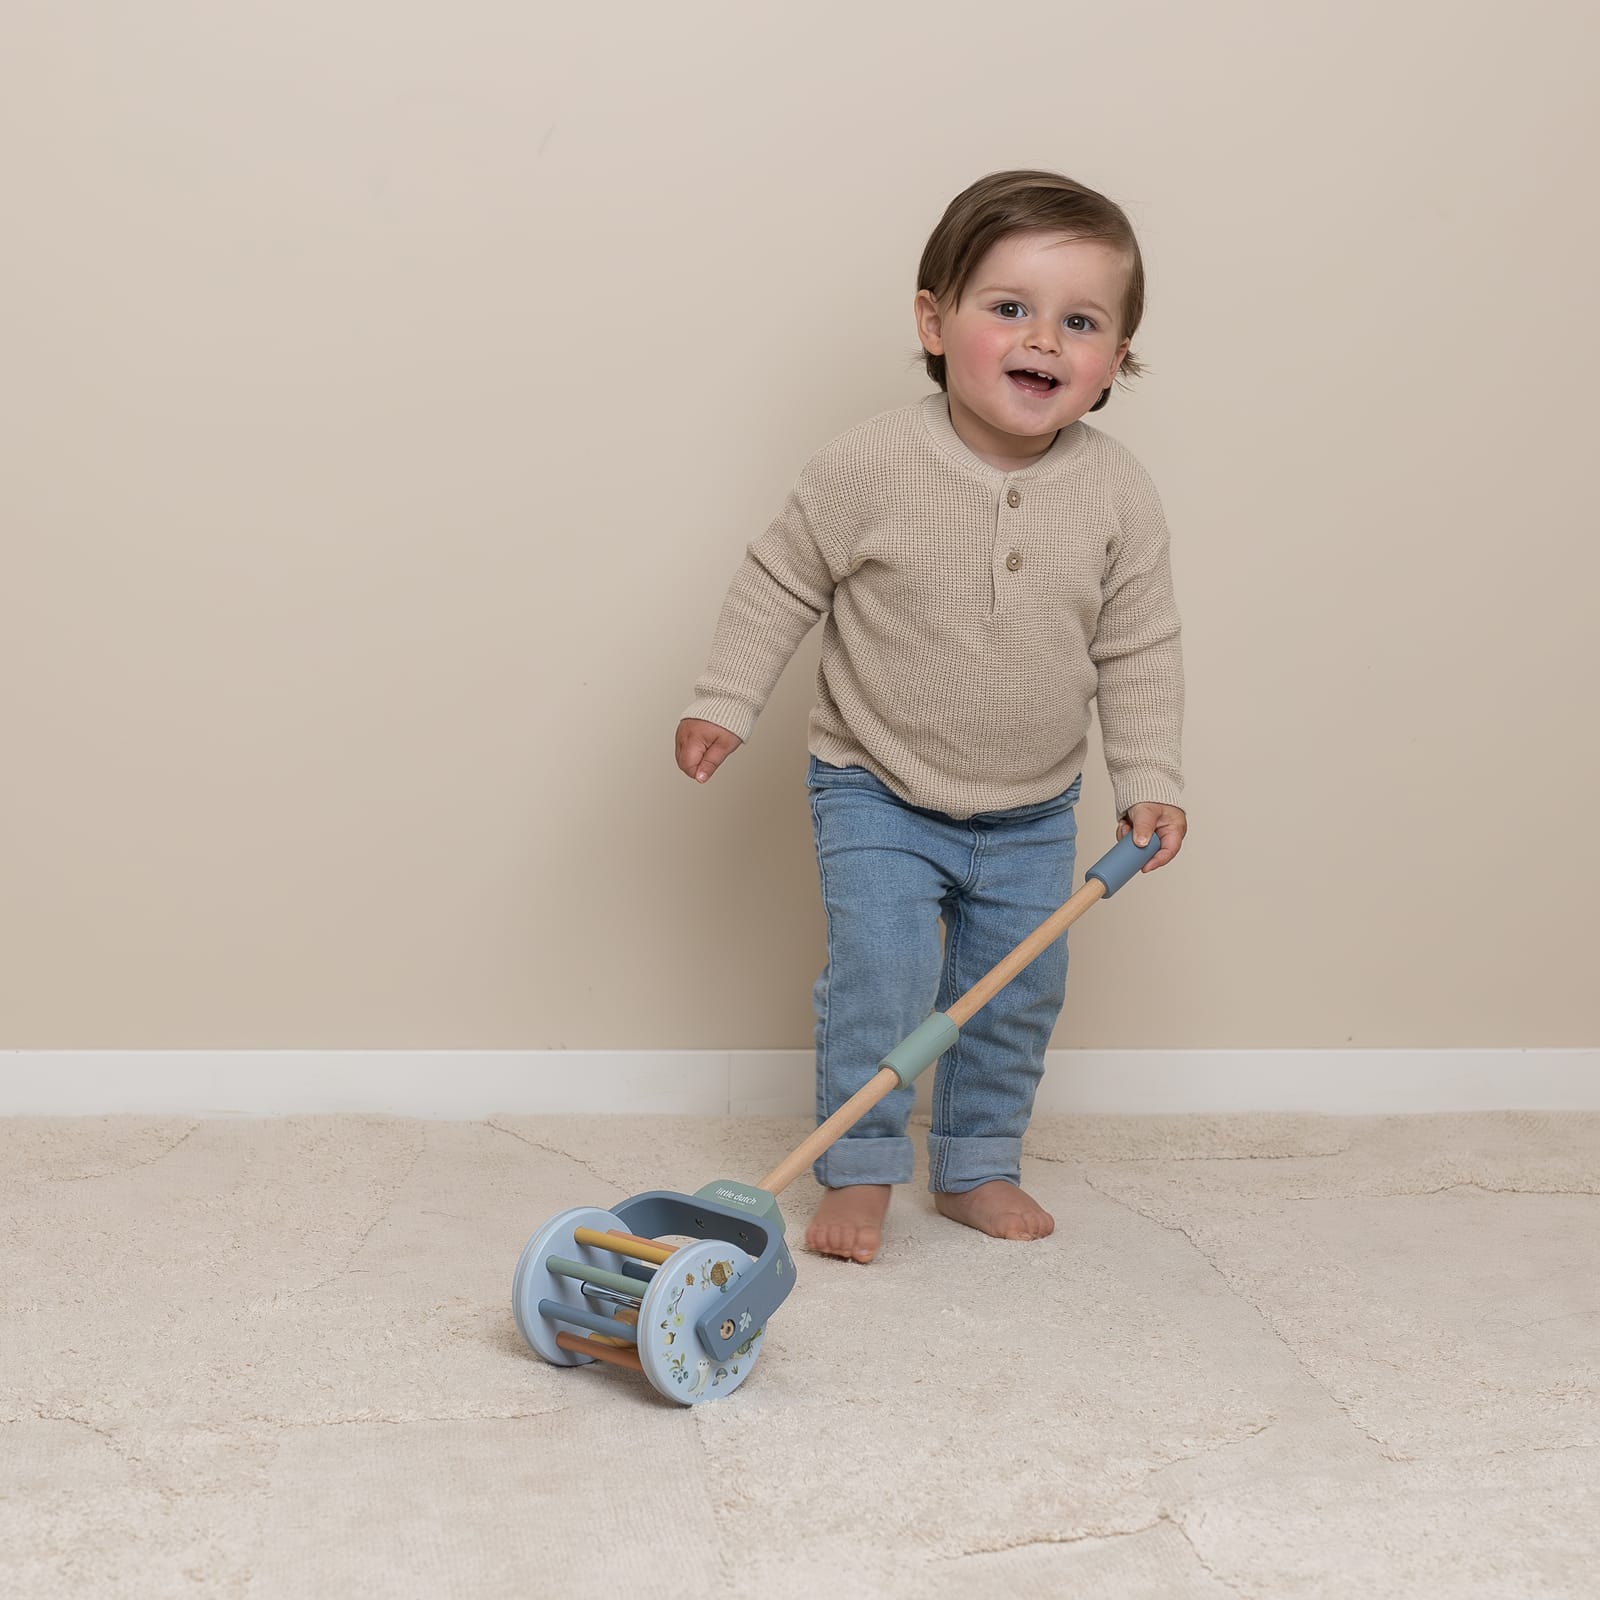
675, 718, 744, 783
1116, 803, 1187, 872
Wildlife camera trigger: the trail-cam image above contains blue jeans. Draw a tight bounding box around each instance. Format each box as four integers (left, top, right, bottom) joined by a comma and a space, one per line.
807, 756, 1081, 1193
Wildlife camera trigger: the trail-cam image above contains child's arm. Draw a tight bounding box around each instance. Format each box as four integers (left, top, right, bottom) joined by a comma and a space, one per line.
678, 471, 844, 782
1091, 464, 1186, 869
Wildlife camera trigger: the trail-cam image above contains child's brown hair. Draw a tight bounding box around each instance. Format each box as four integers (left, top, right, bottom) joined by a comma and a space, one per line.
917, 170, 1146, 412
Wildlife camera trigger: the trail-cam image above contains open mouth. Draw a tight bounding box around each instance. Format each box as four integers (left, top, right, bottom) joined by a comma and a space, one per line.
1007, 368, 1059, 396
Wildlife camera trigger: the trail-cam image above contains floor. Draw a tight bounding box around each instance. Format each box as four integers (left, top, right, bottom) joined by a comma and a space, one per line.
3, 1109, 1597, 1598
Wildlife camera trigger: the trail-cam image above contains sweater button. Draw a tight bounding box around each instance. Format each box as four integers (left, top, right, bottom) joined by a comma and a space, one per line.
1006, 488, 1022, 508
1005, 550, 1023, 572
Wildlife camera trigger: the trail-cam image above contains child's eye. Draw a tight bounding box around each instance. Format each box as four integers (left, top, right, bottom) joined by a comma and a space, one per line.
995, 301, 1025, 319
1065, 314, 1097, 332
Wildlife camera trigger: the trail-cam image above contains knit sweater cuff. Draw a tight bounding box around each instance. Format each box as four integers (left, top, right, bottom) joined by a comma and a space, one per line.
1111, 769, 1186, 821
681, 695, 760, 744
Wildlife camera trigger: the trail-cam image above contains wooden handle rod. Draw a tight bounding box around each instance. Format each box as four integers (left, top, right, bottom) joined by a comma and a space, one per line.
758, 1067, 903, 1196
945, 879, 1105, 1025
757, 878, 1110, 1197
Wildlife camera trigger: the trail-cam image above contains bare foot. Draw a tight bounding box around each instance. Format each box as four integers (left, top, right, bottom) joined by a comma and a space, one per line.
934, 1181, 1054, 1241
805, 1184, 891, 1263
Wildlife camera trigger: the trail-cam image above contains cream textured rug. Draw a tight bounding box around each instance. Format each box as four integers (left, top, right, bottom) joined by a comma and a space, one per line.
3, 1111, 1597, 1598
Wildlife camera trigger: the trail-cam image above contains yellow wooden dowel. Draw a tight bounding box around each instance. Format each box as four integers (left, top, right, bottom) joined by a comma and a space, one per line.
611, 1230, 670, 1252
572, 1226, 673, 1265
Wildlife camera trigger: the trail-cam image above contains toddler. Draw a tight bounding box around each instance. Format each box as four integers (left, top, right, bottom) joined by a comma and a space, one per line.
677, 170, 1187, 1262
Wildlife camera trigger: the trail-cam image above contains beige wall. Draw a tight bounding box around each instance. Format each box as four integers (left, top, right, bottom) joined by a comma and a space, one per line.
3, 2, 1595, 1051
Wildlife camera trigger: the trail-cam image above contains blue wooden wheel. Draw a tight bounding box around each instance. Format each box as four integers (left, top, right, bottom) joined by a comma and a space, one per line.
634, 1239, 767, 1405
512, 1206, 642, 1366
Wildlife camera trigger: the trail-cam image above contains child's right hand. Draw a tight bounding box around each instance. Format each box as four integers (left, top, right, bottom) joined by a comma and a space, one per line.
675, 718, 744, 783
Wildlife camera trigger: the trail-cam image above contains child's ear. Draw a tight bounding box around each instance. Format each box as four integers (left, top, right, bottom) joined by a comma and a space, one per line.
1110, 337, 1131, 378
913, 289, 945, 355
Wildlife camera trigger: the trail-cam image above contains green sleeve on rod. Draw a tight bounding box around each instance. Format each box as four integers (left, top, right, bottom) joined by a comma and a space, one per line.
879, 1013, 960, 1086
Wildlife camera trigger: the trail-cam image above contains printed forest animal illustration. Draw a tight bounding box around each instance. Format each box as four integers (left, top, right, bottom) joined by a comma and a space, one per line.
669, 1356, 710, 1396
658, 1281, 687, 1346
699, 1257, 735, 1291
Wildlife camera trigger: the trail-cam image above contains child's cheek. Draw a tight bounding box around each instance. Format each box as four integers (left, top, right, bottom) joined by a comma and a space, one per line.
956, 322, 1013, 375
978, 325, 1015, 366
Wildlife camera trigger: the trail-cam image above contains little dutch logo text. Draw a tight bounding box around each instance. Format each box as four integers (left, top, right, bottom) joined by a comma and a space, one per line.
715, 1187, 757, 1205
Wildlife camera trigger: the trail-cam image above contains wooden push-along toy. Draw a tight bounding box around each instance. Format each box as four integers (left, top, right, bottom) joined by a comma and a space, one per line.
512, 831, 1159, 1405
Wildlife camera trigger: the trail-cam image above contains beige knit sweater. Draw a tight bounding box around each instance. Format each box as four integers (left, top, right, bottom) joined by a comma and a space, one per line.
684, 393, 1184, 821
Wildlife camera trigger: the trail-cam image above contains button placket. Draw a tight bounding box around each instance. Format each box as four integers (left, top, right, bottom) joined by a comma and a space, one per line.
996, 482, 1024, 594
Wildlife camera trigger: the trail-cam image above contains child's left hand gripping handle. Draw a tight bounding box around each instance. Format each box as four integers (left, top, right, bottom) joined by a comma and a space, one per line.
1084, 832, 1161, 899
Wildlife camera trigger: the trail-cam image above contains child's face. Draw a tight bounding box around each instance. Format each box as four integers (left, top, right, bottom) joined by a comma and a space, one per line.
915, 231, 1133, 464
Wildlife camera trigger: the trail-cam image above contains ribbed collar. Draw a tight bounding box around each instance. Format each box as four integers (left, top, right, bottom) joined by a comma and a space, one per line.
918, 392, 1090, 484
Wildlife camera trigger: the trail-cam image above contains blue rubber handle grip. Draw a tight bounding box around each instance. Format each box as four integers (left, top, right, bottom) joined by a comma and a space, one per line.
1084, 832, 1160, 898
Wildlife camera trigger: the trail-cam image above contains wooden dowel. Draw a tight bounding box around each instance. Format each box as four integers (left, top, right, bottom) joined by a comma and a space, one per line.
538, 1296, 639, 1344
546, 1255, 650, 1298
611, 1231, 670, 1252
572, 1226, 673, 1265
555, 1331, 644, 1372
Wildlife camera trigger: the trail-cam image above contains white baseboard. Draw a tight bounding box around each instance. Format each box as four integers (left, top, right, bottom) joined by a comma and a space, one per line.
1, 1049, 1596, 1117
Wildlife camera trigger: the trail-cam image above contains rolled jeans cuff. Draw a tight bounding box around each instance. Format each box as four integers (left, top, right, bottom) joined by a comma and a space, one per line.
927, 1133, 1023, 1194
813, 1134, 914, 1189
